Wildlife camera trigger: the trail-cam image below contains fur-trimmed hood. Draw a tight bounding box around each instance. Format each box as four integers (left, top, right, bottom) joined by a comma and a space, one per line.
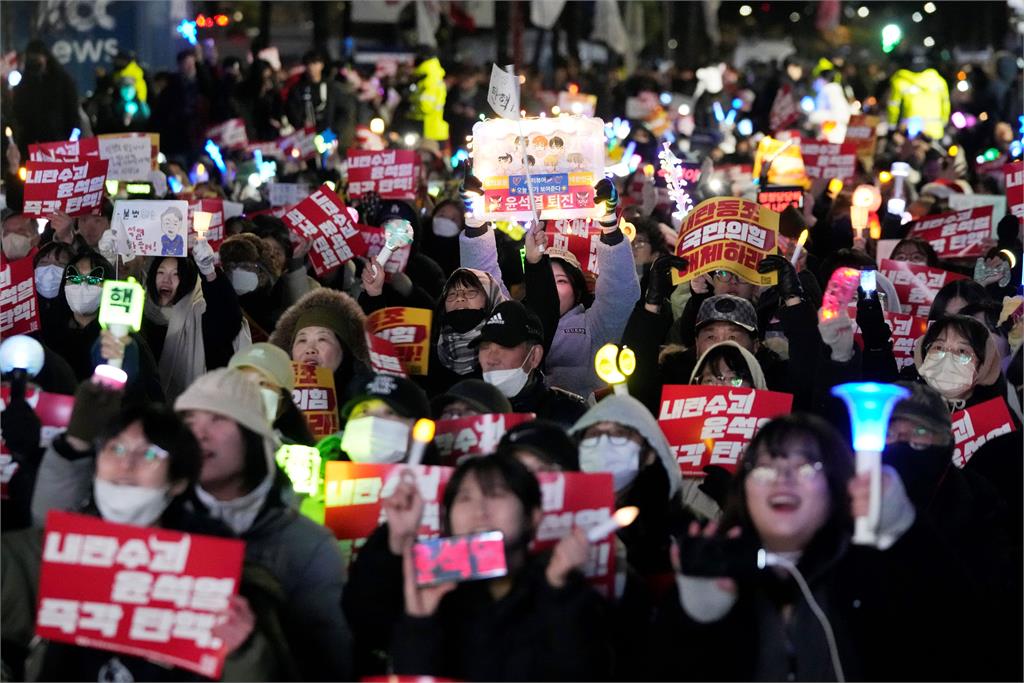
268, 288, 368, 364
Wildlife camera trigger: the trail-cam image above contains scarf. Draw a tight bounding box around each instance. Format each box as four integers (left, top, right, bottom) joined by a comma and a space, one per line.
436, 269, 508, 376
194, 471, 274, 535
146, 278, 206, 402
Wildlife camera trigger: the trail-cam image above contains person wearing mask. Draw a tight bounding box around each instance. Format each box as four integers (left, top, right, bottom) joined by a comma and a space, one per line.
432, 378, 514, 421
268, 287, 372, 409
9, 402, 293, 680
31, 241, 74, 318
346, 455, 613, 680
421, 199, 465, 279
228, 342, 316, 446
1, 212, 40, 261
473, 300, 586, 429
219, 232, 305, 340
140, 241, 243, 401
11, 40, 80, 152
337, 373, 432, 464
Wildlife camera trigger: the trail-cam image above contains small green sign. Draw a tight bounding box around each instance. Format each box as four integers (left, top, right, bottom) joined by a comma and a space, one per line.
98, 277, 145, 331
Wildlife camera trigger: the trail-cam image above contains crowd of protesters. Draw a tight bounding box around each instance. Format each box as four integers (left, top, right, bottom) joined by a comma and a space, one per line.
0, 24, 1022, 683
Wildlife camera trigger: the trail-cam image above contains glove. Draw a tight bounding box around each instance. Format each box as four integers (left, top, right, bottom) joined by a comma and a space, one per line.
355, 190, 384, 226
0, 396, 42, 456
818, 310, 856, 363
645, 255, 689, 307
856, 289, 892, 350
192, 238, 217, 277
459, 165, 485, 228
594, 178, 619, 228
757, 254, 804, 301
66, 380, 123, 444
697, 465, 732, 510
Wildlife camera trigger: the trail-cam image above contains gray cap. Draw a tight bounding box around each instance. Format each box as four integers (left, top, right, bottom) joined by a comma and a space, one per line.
696, 295, 758, 333
890, 381, 953, 445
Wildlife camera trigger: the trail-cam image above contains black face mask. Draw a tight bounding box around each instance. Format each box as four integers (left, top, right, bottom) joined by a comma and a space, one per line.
445, 308, 487, 333
883, 441, 954, 507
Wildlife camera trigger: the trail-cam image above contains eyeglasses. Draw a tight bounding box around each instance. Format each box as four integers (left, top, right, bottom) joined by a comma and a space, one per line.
711, 270, 741, 284
445, 287, 482, 303
631, 239, 651, 250
65, 266, 104, 285
580, 426, 640, 447
746, 460, 823, 486
927, 344, 974, 365
698, 374, 746, 387
103, 441, 169, 466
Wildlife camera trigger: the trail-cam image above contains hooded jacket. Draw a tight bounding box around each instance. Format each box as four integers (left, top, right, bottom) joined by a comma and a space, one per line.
887, 68, 951, 140
410, 57, 449, 142
688, 340, 768, 389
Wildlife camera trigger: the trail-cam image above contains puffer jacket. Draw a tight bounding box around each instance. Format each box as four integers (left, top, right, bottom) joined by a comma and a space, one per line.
887, 67, 950, 140
410, 57, 449, 142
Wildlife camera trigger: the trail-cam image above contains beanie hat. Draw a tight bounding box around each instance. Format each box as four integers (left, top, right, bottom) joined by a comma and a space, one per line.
174, 368, 279, 468
229, 342, 296, 391
431, 378, 514, 417
293, 308, 351, 348
890, 381, 953, 445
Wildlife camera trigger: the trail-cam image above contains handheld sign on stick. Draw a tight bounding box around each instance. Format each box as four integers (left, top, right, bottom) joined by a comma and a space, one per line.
98, 277, 145, 369
193, 210, 213, 241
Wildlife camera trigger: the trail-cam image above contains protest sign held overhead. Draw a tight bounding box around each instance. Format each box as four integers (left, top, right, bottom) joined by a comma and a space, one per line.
908, 206, 994, 259
23, 159, 108, 217
672, 196, 780, 286
346, 149, 420, 201
433, 413, 536, 466
112, 200, 190, 257
267, 182, 310, 208
0, 253, 41, 336
757, 185, 804, 213
879, 259, 967, 318
800, 138, 858, 182
487, 63, 521, 120
185, 199, 228, 251
97, 135, 155, 181
752, 136, 808, 188
282, 184, 367, 276
843, 114, 880, 169
204, 118, 249, 151
29, 138, 100, 162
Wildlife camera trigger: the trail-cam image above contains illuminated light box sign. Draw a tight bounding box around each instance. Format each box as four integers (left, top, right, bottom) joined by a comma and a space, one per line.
757, 185, 804, 213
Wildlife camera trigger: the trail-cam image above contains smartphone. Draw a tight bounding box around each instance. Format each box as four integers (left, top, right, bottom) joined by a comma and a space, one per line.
676, 533, 761, 581
413, 531, 507, 587
860, 270, 877, 298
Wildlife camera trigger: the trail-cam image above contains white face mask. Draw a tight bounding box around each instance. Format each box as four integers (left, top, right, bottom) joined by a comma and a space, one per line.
578, 435, 642, 492
341, 416, 411, 463
432, 216, 461, 237
65, 283, 103, 315
2, 233, 32, 260
93, 479, 172, 527
230, 269, 260, 295
260, 387, 281, 422
34, 264, 65, 299
482, 347, 535, 398
918, 351, 977, 399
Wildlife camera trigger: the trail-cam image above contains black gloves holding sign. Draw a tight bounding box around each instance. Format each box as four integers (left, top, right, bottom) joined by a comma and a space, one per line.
645, 255, 689, 307
757, 254, 804, 302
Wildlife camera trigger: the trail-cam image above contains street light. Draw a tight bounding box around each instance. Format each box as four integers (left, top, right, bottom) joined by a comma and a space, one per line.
881, 24, 902, 53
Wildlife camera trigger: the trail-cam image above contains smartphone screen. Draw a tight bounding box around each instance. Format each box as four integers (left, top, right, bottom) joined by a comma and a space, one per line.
413, 531, 507, 587
860, 269, 877, 294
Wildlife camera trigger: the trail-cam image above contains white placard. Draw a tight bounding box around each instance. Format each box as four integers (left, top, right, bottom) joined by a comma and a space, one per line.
98, 136, 153, 181
487, 64, 521, 120
112, 199, 190, 257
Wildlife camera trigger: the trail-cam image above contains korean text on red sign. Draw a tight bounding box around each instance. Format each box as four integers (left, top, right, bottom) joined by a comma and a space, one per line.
950, 398, 1017, 468
35, 511, 244, 679
366, 307, 432, 375
282, 184, 367, 276
878, 259, 966, 318
433, 413, 536, 466
757, 186, 804, 213
291, 362, 340, 439
359, 223, 412, 274
324, 462, 454, 569
532, 471, 617, 598
845, 305, 929, 370
365, 330, 407, 377
545, 229, 604, 276
908, 206, 993, 259
346, 149, 420, 201
0, 253, 41, 336
29, 138, 100, 162
23, 159, 108, 218
1005, 161, 1023, 221
799, 139, 858, 182
658, 385, 794, 476
204, 119, 249, 151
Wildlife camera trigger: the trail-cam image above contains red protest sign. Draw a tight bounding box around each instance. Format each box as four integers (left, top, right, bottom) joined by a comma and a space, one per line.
658, 385, 793, 476
878, 259, 966, 318
186, 199, 227, 251
346, 149, 420, 201
672, 196, 780, 286
433, 413, 536, 466
757, 185, 804, 213
845, 305, 929, 371
799, 138, 858, 182
1005, 161, 1023, 222
23, 159, 108, 218
204, 119, 249, 151
29, 138, 101, 162
365, 330, 407, 377
291, 362, 340, 439
280, 126, 318, 162
366, 307, 432, 375
545, 229, 603, 276
908, 206, 993, 259
324, 462, 454, 568
532, 471, 617, 598
950, 398, 1017, 468
843, 114, 880, 168
0, 254, 41, 336
282, 184, 367, 276
769, 85, 800, 134
35, 510, 244, 678
359, 224, 412, 274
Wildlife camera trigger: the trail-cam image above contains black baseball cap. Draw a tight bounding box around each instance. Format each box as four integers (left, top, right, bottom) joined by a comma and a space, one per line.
342, 373, 430, 420
469, 300, 544, 349
431, 379, 514, 418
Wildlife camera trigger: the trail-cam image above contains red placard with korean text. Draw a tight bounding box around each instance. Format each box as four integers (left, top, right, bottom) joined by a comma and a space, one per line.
282, 184, 366, 276
757, 186, 804, 213
366, 307, 432, 375
532, 471, 617, 598
799, 139, 858, 182
204, 119, 249, 151
908, 206, 993, 259
672, 197, 780, 286
433, 413, 536, 466
346, 149, 420, 201
186, 199, 227, 252
1005, 161, 1023, 221
878, 259, 967, 318
324, 462, 454, 569
364, 329, 407, 377
291, 362, 339, 439
950, 398, 1016, 468
35, 511, 244, 679
658, 385, 793, 476
23, 159, 108, 218
843, 114, 880, 168
544, 228, 603, 276
29, 138, 101, 162
0, 253, 41, 336
845, 305, 930, 370
769, 85, 800, 134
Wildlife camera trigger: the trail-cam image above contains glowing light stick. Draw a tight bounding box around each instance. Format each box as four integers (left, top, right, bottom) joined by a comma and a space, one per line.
851, 184, 881, 242
192, 210, 213, 241
831, 382, 909, 546
790, 229, 809, 267
586, 506, 640, 542
98, 277, 145, 369
594, 344, 636, 396
658, 142, 694, 222
887, 162, 910, 216
376, 219, 415, 267
821, 268, 860, 321
407, 418, 436, 467
275, 444, 323, 495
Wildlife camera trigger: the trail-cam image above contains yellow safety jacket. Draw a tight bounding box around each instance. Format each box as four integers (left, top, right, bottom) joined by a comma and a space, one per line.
887, 68, 950, 140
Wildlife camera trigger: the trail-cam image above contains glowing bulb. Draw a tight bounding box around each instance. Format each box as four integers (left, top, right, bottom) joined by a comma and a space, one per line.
677, 103, 691, 116
708, 178, 724, 193
878, 171, 892, 183
105, 179, 119, 195
857, 6, 869, 17
7, 70, 21, 87
912, 11, 923, 22
17, 166, 27, 181
247, 172, 261, 188
923, 2, 936, 13
369, 117, 385, 135
413, 418, 436, 443
923, 36, 935, 47
956, 80, 968, 92
951, 111, 967, 128
404, 133, 417, 147
739, 4, 752, 16
948, 145, 959, 157
0, 335, 45, 375
552, 105, 561, 115
595, 344, 626, 384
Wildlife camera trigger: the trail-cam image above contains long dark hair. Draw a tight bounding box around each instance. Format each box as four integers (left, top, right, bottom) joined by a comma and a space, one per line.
927, 279, 990, 322
145, 255, 199, 307
51, 248, 115, 322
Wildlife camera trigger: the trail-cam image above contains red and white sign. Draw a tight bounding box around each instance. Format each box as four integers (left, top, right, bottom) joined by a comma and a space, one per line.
800, 139, 858, 182
950, 398, 1016, 468
532, 471, 616, 598
433, 413, 536, 466
658, 385, 793, 476
186, 199, 228, 251
845, 305, 930, 370
0, 383, 74, 499
359, 224, 412, 274
878, 259, 966, 318
545, 229, 603, 276
23, 159, 108, 217
0, 254, 41, 336
324, 462, 454, 569
1005, 161, 1023, 221
365, 330, 407, 377
282, 184, 367, 276
909, 206, 993, 259
366, 307, 432, 376
204, 119, 249, 151
35, 511, 244, 678
29, 138, 100, 163
346, 149, 420, 201
291, 362, 340, 439
279, 126, 318, 162
769, 85, 800, 134
843, 114, 880, 166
